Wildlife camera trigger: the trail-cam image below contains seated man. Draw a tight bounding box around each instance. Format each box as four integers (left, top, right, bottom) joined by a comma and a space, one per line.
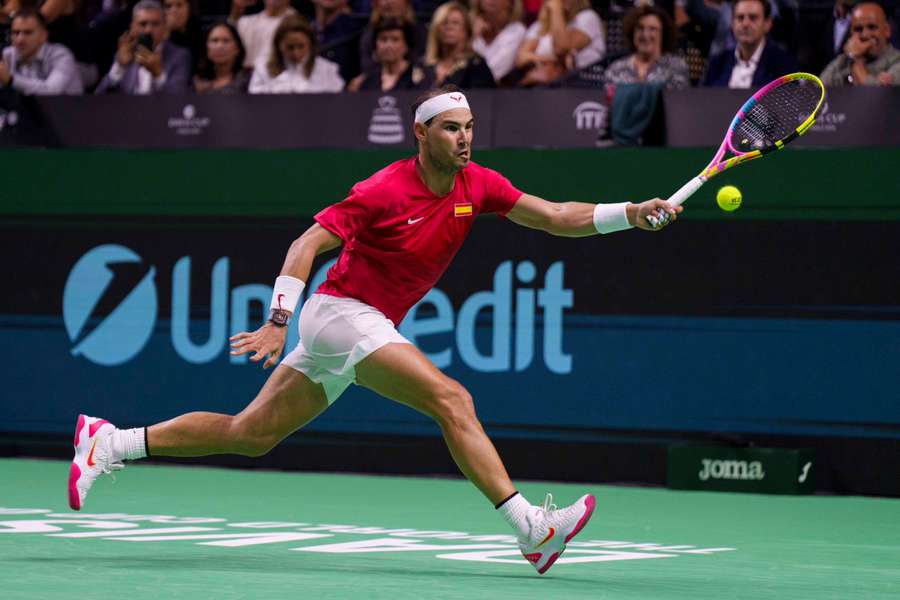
703, 0, 798, 88
95, 0, 191, 94
0, 8, 83, 95
821, 1, 900, 86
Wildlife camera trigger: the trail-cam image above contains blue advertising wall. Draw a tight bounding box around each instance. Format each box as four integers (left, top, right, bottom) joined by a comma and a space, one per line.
3, 217, 899, 442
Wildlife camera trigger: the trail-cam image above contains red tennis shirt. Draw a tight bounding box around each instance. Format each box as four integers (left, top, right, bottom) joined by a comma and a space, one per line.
314, 157, 523, 325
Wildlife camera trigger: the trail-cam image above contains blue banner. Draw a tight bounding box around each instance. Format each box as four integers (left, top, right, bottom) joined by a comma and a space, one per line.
2, 219, 898, 440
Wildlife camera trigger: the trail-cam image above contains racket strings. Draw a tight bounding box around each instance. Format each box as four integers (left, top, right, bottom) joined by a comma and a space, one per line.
731, 79, 822, 152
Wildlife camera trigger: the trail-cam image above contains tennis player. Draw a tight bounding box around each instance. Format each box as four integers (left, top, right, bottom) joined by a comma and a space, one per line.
69, 86, 681, 574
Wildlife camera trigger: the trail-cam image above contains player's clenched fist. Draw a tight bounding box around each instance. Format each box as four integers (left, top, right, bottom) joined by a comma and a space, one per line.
628, 198, 682, 230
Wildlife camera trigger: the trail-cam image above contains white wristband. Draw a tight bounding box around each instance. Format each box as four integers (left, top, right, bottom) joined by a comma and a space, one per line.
270, 275, 305, 313
592, 202, 633, 234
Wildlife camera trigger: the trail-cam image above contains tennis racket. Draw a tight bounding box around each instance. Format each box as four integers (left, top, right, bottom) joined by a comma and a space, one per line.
649, 72, 826, 228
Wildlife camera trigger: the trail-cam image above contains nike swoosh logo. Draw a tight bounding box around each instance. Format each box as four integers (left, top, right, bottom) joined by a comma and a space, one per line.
798, 461, 812, 483
407, 217, 425, 225
277, 293, 285, 309
536, 527, 555, 548
87, 438, 98, 467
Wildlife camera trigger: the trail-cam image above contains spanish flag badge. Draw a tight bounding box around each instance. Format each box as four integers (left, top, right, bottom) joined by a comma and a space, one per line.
454, 202, 473, 217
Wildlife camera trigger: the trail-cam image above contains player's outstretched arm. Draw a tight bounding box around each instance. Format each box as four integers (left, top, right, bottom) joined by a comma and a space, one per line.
230, 224, 342, 368
506, 193, 682, 237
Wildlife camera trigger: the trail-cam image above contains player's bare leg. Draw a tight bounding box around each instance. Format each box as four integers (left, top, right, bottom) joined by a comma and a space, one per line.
355, 342, 515, 505
356, 341, 596, 574
147, 365, 329, 457
68, 366, 328, 510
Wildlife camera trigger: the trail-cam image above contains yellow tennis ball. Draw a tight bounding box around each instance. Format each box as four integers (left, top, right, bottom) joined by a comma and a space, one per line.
716, 185, 742, 211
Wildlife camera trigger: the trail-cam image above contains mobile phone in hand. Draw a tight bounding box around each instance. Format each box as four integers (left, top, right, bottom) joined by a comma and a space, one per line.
137, 33, 154, 51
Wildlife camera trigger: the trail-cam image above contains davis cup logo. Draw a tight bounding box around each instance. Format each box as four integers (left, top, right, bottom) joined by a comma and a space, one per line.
63, 245, 157, 366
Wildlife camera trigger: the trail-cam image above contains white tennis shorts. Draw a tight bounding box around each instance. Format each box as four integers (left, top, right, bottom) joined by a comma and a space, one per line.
282, 293, 411, 404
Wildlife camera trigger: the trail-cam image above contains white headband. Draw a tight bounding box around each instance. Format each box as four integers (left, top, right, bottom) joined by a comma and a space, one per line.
414, 92, 471, 124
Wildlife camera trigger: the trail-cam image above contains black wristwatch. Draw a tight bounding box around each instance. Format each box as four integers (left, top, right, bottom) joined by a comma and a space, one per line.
268, 308, 290, 327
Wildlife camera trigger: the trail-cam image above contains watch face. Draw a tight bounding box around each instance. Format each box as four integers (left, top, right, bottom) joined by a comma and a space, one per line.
269, 308, 290, 326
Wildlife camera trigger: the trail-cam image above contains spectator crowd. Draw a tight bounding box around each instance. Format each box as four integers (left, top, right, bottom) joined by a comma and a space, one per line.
0, 0, 898, 95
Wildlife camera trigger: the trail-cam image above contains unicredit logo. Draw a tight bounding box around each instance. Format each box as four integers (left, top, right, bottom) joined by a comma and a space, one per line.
63, 244, 157, 366
62, 246, 573, 373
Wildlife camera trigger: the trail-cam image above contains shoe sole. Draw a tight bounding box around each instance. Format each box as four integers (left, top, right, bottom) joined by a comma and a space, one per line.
537, 548, 564, 574
68, 414, 110, 511
564, 494, 596, 543
68, 415, 87, 510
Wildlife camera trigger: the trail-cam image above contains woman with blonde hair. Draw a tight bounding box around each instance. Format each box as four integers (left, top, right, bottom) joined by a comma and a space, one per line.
514, 0, 605, 85
424, 1, 495, 88
471, 0, 527, 82
249, 14, 344, 94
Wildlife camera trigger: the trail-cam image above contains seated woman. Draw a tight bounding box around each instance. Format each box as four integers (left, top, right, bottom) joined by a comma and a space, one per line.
423, 1, 495, 88
359, 0, 428, 74
348, 18, 433, 92
249, 14, 345, 94
193, 22, 251, 94
164, 0, 205, 69
471, 0, 527, 83
603, 5, 689, 89
514, 0, 605, 86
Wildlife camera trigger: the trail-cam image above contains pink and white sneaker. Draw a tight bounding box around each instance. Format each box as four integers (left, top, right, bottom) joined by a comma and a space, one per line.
68, 414, 123, 511
519, 493, 596, 575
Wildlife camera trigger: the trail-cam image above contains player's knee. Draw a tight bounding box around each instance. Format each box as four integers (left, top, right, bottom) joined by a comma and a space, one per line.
228, 416, 279, 457
239, 437, 277, 458
431, 382, 478, 431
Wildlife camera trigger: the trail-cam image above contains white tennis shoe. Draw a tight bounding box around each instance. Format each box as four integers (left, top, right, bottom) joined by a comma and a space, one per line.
519, 493, 596, 574
68, 414, 123, 511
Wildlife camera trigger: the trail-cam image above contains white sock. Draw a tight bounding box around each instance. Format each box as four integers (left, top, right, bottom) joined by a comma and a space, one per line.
497, 492, 532, 540
111, 428, 148, 462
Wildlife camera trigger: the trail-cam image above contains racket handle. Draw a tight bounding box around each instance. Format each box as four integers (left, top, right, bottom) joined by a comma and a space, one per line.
667, 176, 705, 207
648, 176, 706, 228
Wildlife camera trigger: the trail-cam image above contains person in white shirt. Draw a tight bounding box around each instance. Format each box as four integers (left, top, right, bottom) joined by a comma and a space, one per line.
249, 14, 345, 93
231, 0, 298, 68
471, 0, 527, 82
514, 0, 605, 86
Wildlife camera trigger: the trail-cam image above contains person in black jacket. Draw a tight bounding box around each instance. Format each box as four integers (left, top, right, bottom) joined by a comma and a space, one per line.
423, 1, 495, 89
702, 0, 797, 88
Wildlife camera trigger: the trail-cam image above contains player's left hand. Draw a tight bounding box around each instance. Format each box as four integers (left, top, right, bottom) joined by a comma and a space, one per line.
630, 198, 682, 230
229, 323, 288, 369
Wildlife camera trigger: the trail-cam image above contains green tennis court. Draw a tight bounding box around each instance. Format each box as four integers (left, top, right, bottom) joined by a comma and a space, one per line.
1, 458, 897, 599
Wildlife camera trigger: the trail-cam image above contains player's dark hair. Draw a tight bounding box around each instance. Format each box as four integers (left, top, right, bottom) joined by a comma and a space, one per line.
622, 5, 677, 54
410, 85, 464, 126
410, 85, 467, 150
11, 7, 48, 30
731, 0, 771, 20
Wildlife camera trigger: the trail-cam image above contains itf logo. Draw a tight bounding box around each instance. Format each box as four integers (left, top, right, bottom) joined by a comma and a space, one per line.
63, 245, 157, 366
